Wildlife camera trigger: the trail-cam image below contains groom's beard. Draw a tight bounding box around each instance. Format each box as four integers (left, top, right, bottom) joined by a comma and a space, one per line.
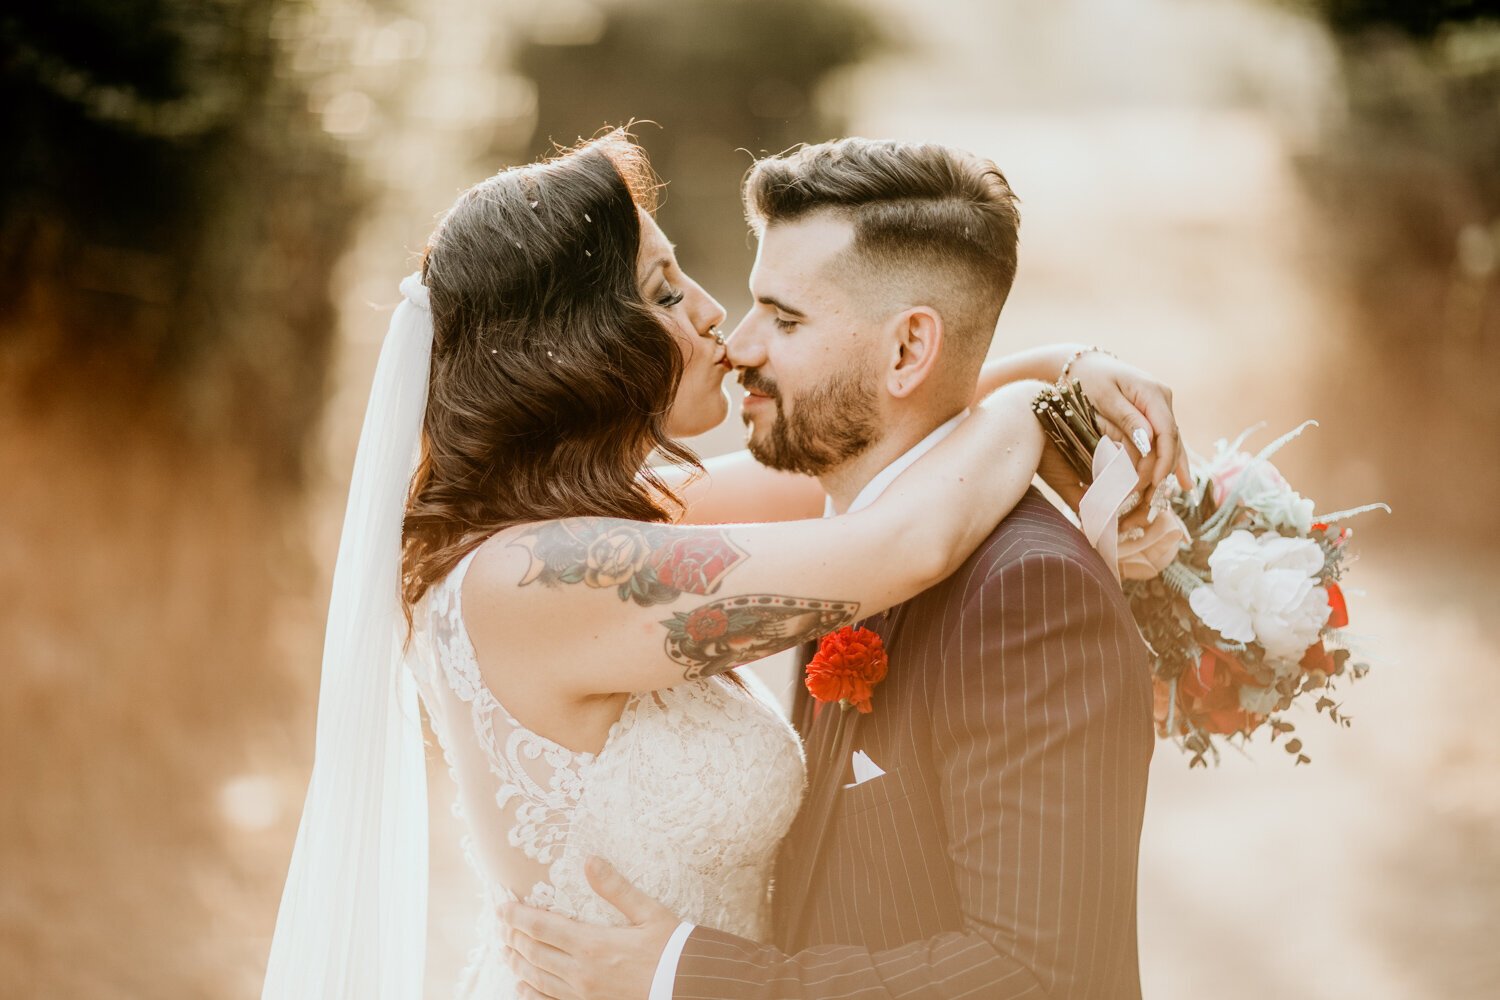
740, 365, 881, 477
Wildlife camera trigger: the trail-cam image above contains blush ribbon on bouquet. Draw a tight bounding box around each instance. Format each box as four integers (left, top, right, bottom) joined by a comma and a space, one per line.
1077, 436, 1139, 583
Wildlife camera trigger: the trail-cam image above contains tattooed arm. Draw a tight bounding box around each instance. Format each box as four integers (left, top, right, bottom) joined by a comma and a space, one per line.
657, 347, 1101, 526
655, 350, 1184, 528
653, 349, 1091, 527
462, 379, 1049, 698
504, 516, 858, 681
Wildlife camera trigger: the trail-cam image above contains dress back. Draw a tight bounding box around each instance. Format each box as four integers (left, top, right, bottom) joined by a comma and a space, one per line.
408, 546, 805, 997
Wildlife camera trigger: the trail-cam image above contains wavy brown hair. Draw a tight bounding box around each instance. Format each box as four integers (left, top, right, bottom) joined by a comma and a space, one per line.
401, 131, 700, 626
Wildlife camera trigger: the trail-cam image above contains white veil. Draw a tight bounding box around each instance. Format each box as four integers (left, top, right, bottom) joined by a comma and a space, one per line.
262, 273, 434, 999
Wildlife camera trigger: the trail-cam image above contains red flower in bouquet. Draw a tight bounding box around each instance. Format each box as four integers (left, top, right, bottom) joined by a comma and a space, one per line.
805, 626, 888, 715
1299, 640, 1336, 677
1325, 582, 1349, 629
1176, 647, 1262, 736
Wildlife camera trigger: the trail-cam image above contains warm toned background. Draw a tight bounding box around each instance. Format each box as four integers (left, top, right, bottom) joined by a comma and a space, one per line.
4, 1, 1498, 997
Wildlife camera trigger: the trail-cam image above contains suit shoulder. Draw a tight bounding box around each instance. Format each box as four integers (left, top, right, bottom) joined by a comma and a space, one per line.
895, 490, 1121, 616
968, 489, 1107, 575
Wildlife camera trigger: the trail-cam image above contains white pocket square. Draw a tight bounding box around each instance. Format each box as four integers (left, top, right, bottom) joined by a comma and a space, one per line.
843, 750, 887, 789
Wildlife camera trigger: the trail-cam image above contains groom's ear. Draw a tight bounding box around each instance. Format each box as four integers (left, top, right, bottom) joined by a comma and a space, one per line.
885, 306, 944, 399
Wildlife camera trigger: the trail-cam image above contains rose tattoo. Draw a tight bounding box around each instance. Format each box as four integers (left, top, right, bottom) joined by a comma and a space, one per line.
512, 519, 747, 607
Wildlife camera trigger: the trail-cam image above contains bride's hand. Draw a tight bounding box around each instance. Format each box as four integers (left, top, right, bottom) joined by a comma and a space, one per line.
1066, 351, 1192, 504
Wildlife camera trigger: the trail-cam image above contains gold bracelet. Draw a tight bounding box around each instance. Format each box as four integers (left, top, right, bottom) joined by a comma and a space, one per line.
1058, 345, 1116, 385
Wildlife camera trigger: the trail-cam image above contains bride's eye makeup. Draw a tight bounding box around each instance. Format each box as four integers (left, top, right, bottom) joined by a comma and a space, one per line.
656, 283, 685, 308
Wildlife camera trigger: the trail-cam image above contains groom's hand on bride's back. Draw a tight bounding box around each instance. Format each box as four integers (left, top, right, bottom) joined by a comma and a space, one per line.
502, 857, 679, 1000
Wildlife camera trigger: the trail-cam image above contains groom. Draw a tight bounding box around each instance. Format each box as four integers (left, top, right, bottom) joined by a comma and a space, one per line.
505, 138, 1155, 998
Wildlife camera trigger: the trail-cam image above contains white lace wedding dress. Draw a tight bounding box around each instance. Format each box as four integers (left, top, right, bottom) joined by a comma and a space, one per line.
408, 546, 807, 998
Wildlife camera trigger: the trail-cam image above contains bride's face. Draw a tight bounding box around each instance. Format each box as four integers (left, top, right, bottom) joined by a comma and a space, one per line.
637, 210, 732, 438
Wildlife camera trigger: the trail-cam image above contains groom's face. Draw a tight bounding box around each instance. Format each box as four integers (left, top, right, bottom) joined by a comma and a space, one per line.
726, 215, 885, 476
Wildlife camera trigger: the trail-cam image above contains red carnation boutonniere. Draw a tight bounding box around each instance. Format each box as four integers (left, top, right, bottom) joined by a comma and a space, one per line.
805, 625, 889, 714
805, 625, 888, 762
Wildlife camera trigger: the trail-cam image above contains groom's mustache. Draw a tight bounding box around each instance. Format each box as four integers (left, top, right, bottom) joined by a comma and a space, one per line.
738, 368, 780, 401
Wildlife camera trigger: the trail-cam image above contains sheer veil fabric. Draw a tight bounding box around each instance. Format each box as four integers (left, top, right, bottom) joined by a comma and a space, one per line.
262, 274, 433, 1000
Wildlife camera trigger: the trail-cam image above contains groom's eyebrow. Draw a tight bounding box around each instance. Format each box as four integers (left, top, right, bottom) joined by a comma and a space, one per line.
756, 294, 806, 318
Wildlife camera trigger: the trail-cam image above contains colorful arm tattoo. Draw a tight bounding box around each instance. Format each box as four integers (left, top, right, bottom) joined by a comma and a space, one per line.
510, 519, 860, 680
663, 595, 859, 680
511, 518, 747, 606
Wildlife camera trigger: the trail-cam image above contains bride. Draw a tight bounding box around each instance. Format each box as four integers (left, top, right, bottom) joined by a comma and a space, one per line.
261, 130, 1183, 999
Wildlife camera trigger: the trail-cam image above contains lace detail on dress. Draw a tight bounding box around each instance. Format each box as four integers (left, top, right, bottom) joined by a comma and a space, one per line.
407, 545, 805, 998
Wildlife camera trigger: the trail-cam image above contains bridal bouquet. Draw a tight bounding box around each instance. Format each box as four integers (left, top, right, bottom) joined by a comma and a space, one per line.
1035, 382, 1388, 767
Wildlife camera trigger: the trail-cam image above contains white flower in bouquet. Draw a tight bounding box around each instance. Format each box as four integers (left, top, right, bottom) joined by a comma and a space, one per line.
1202, 443, 1316, 534
1188, 529, 1332, 662
1251, 486, 1316, 536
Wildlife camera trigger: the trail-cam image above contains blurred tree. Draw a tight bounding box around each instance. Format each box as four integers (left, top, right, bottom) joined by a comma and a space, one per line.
1284, 0, 1499, 370
1, 3, 365, 995
1282, 0, 1500, 546
0, 0, 361, 483
509, 0, 887, 319
1287, 0, 1500, 39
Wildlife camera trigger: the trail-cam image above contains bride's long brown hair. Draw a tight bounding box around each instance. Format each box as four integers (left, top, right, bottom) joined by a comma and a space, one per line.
401, 131, 700, 624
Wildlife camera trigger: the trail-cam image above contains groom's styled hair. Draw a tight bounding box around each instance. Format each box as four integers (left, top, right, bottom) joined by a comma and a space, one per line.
744, 138, 1020, 379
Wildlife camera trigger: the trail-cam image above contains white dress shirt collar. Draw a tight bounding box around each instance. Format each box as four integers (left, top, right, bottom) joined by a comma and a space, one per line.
823, 409, 971, 518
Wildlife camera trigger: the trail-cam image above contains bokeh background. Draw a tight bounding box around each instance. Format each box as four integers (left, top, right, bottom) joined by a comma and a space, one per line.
5, 0, 1499, 996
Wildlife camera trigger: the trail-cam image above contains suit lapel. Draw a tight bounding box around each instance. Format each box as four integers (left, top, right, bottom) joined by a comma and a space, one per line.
777, 609, 891, 949
781, 703, 861, 950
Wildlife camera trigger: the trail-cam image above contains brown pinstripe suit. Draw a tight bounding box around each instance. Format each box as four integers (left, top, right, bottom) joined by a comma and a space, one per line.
675, 489, 1154, 998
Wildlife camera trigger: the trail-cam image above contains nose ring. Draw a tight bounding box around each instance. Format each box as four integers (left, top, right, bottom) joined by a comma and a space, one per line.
709, 325, 724, 346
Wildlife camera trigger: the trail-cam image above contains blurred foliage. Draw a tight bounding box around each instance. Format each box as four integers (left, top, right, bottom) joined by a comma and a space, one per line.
1287, 0, 1500, 39
1285, 0, 1500, 395
0, 0, 362, 484
1, 5, 372, 993
510, 0, 887, 315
